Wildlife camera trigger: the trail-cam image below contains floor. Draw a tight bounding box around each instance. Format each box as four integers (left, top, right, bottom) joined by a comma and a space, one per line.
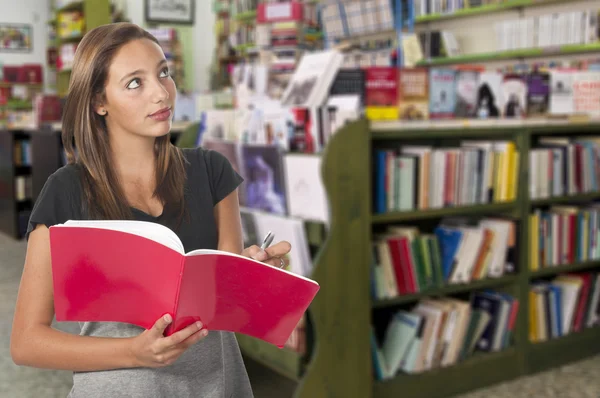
1, 231, 599, 398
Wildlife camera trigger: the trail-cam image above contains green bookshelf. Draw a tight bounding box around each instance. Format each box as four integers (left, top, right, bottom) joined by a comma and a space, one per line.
253, 118, 600, 398
373, 275, 520, 309
415, 0, 568, 23
526, 326, 600, 375
417, 42, 600, 66
53, 0, 112, 98
529, 260, 600, 278
235, 10, 257, 22
530, 192, 600, 207
374, 348, 521, 398
372, 202, 517, 223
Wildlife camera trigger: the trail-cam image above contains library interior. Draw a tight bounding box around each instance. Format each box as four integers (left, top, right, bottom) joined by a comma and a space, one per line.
1, 0, 600, 397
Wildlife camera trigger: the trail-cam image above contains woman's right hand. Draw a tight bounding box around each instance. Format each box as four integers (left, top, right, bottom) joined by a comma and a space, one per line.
129, 314, 208, 368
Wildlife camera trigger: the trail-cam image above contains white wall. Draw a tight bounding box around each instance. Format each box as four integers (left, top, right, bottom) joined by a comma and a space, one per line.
0, 0, 215, 93
0, 0, 50, 73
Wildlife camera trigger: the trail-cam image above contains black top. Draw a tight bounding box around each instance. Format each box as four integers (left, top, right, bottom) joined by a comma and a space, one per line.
26, 146, 254, 398
26, 146, 244, 253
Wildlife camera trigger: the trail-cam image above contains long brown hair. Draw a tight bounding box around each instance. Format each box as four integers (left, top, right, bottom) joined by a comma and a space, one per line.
61, 23, 187, 223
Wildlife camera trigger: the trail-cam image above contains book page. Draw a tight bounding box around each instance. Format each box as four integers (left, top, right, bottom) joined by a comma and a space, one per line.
60, 220, 184, 254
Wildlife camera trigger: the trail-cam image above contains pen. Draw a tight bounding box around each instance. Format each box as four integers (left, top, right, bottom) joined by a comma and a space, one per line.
260, 231, 275, 251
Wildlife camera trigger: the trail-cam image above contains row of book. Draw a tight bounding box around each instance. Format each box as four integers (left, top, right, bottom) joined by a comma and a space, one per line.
529, 205, 600, 270
494, 10, 600, 51
530, 136, 600, 200
13, 139, 31, 167
15, 175, 32, 202
530, 271, 600, 342
364, 67, 600, 122
414, 0, 518, 17
372, 290, 519, 379
373, 141, 519, 213
371, 218, 517, 299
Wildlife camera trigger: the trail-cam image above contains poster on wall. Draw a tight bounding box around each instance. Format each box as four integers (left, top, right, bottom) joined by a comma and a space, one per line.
0, 24, 32, 52
145, 0, 195, 25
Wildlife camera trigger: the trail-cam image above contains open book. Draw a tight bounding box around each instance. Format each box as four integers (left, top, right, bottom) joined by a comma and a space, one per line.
49, 220, 320, 348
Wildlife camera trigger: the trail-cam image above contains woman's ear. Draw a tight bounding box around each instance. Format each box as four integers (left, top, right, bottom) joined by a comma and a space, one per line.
93, 96, 108, 116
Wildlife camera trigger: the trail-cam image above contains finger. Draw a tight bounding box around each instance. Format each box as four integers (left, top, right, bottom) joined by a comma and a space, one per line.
264, 256, 289, 269
162, 321, 204, 348
244, 245, 269, 261
151, 314, 173, 337
180, 328, 209, 348
264, 241, 292, 259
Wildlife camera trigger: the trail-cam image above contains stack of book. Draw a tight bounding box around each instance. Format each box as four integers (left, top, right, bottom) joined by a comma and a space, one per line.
372, 290, 519, 379
529, 205, 600, 270
530, 137, 600, 200
373, 140, 519, 213
530, 271, 600, 342
372, 218, 517, 300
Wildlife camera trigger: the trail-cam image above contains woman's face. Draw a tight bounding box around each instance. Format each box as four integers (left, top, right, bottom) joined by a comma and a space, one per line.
99, 38, 176, 139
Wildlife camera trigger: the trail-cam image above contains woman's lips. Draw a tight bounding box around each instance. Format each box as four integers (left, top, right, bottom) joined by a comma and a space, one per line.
148, 107, 172, 121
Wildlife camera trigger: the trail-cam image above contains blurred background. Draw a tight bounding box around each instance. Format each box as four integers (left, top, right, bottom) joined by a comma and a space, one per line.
1, 0, 600, 397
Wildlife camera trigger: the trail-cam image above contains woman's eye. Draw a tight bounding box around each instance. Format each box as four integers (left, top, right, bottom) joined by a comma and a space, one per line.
160, 68, 170, 78
127, 78, 141, 89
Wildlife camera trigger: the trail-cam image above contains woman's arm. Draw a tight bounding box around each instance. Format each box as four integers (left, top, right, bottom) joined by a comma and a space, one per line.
10, 225, 138, 371
214, 189, 244, 254
10, 225, 206, 371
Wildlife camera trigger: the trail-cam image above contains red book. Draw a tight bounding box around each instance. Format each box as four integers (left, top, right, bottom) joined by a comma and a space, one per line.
49, 220, 320, 348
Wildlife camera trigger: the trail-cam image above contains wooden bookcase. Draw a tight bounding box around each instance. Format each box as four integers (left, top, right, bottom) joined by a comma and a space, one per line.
242, 118, 600, 398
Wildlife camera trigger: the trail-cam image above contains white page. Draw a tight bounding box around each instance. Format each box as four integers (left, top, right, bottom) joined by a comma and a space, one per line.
283, 154, 330, 224
60, 220, 184, 254
249, 210, 312, 277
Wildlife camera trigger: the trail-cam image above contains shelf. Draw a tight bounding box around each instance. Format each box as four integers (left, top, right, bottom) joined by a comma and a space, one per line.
372, 275, 518, 308
15, 165, 31, 176
235, 10, 256, 22
372, 202, 517, 224
415, 0, 566, 23
0, 82, 43, 89
529, 260, 600, 278
374, 348, 521, 398
530, 192, 600, 206
526, 326, 600, 375
57, 1, 83, 13
416, 42, 600, 66
235, 333, 303, 382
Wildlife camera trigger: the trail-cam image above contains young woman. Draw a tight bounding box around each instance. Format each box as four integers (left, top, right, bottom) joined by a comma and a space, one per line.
10, 22, 291, 397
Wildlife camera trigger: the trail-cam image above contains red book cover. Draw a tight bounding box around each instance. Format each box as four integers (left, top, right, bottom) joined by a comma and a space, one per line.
365, 67, 399, 120
572, 273, 592, 332
398, 237, 418, 293
386, 238, 410, 295
49, 220, 320, 348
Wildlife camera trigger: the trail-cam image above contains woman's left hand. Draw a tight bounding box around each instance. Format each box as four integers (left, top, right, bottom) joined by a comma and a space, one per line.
242, 241, 292, 269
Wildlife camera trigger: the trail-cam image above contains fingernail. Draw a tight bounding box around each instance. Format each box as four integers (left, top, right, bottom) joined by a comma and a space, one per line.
164, 314, 172, 323
196, 321, 203, 330
255, 250, 268, 261
202, 330, 208, 336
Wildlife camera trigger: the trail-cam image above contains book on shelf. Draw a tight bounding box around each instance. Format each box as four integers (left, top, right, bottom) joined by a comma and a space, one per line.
373, 140, 519, 214
371, 290, 518, 380
530, 271, 600, 342
530, 136, 600, 200
529, 205, 600, 271
371, 217, 517, 300
49, 220, 320, 348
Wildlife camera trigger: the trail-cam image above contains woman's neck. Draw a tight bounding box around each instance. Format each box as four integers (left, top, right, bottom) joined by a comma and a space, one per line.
109, 133, 156, 186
